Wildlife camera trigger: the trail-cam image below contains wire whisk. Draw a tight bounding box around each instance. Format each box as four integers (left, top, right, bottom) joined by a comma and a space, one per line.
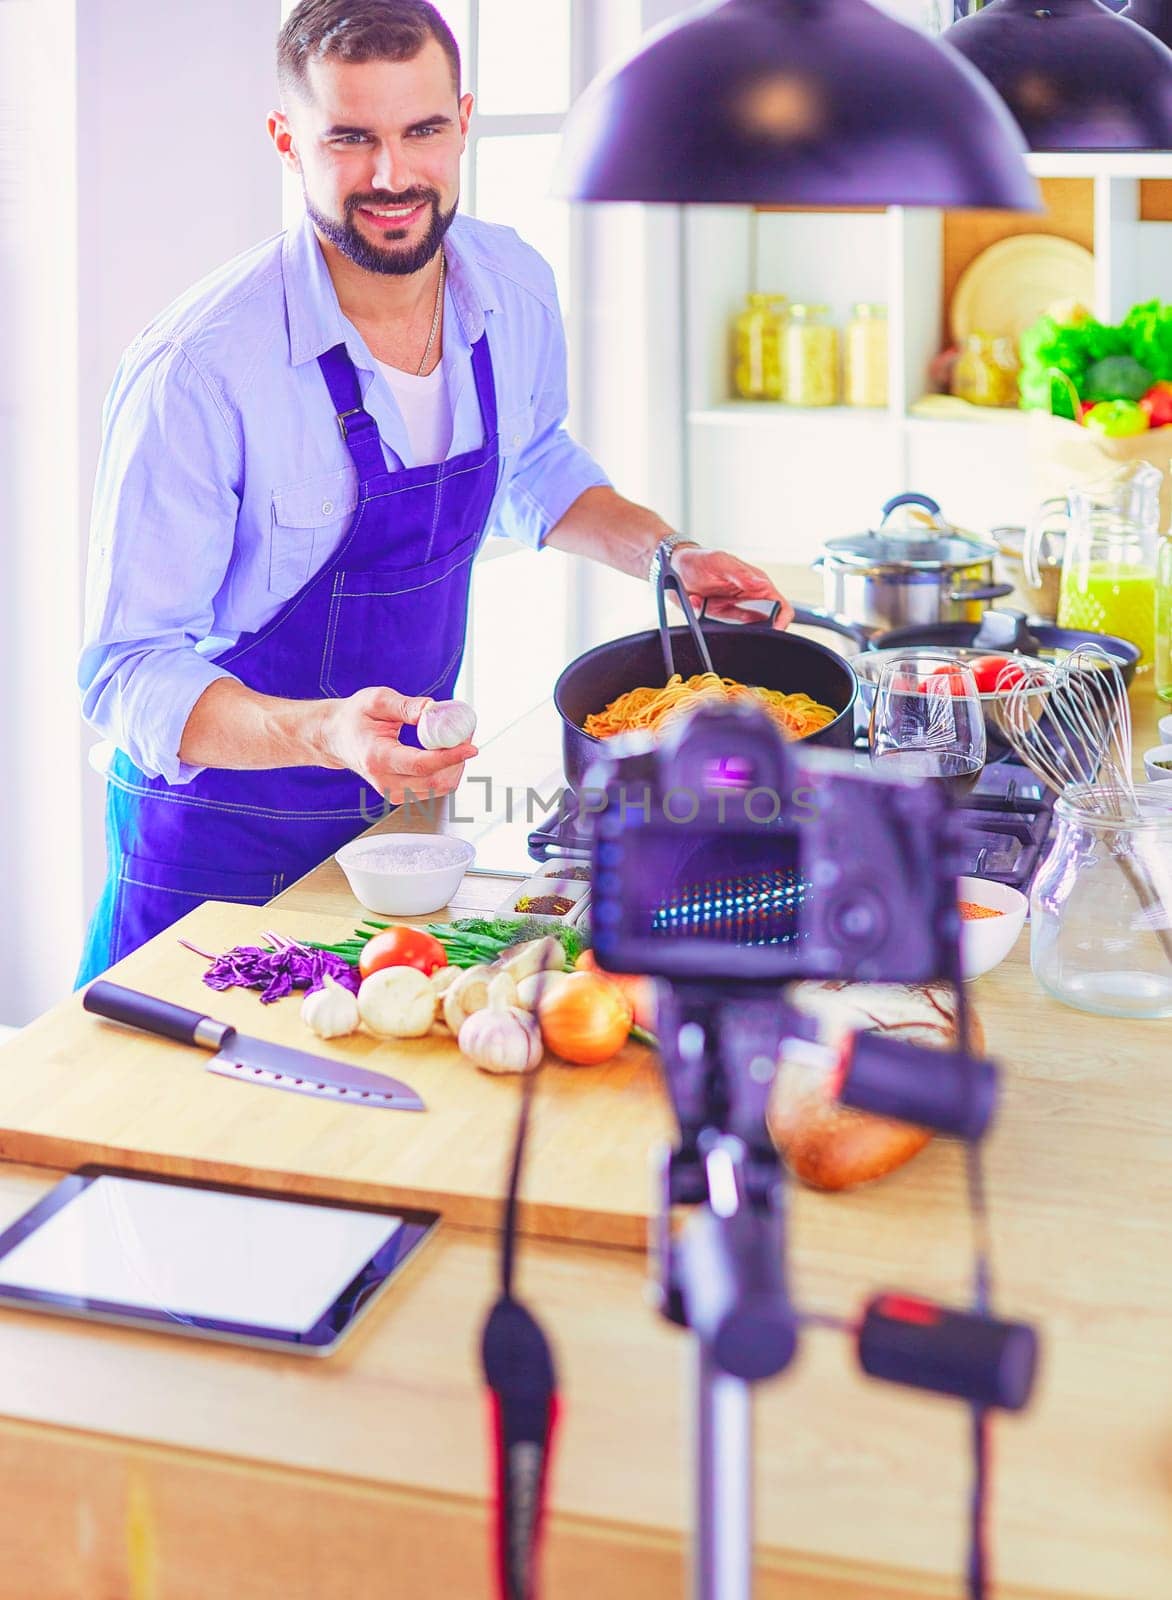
996, 645, 1137, 819
996, 645, 1172, 966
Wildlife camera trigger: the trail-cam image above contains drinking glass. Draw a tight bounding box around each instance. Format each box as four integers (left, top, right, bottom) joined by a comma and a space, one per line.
868, 653, 987, 795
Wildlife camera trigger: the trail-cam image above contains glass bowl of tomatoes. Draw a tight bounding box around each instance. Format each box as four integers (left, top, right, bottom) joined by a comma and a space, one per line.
853, 647, 1045, 758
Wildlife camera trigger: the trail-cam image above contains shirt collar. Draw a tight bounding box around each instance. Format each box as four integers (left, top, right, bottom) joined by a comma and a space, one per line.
283, 211, 498, 370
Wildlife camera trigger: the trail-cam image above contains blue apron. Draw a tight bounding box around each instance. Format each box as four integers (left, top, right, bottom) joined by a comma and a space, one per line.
77, 335, 500, 984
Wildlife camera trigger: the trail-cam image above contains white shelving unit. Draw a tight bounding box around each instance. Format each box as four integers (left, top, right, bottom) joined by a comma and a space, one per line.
684, 154, 1172, 566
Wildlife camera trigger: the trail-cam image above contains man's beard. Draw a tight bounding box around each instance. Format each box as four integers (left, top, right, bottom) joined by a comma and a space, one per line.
306, 186, 458, 276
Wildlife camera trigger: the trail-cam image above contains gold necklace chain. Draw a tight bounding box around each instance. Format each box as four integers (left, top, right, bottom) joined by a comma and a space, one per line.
416, 252, 446, 377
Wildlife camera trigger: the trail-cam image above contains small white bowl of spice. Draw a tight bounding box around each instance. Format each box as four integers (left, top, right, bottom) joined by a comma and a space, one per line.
957, 876, 1027, 981
1143, 744, 1172, 783
335, 833, 475, 916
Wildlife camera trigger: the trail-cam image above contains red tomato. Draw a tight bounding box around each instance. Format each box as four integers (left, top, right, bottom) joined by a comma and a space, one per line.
927, 664, 971, 697
358, 927, 447, 979
967, 655, 1025, 695
1140, 381, 1172, 430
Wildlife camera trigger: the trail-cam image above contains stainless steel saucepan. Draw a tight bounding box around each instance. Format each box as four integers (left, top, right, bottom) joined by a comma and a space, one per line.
816, 492, 1013, 632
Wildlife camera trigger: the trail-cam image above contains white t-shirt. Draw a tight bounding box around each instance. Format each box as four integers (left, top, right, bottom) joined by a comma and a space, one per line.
376, 358, 453, 467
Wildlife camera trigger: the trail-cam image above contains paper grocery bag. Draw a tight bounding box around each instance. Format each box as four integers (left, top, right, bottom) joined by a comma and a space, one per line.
1027, 412, 1172, 531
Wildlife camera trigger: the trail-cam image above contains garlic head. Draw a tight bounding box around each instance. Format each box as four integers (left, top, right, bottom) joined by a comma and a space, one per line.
418, 699, 478, 751
300, 974, 360, 1040
458, 1006, 543, 1075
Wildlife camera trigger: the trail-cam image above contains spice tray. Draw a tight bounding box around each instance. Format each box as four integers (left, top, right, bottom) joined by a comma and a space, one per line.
495, 865, 591, 927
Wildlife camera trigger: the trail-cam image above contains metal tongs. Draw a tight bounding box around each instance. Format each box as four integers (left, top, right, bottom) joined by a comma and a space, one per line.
651, 539, 836, 681
653, 539, 717, 680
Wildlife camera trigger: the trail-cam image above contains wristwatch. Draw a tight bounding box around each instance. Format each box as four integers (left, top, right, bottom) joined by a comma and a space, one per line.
647, 532, 700, 588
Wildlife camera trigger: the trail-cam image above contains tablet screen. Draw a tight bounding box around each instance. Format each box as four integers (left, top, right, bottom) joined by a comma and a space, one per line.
0, 1170, 438, 1352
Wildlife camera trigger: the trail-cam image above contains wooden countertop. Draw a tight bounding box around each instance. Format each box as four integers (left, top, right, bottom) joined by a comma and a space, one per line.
0, 564, 1168, 1598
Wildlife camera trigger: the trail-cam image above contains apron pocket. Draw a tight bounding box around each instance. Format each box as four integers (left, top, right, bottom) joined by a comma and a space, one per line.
319, 538, 477, 699
115, 852, 285, 958
269, 471, 358, 599
119, 854, 285, 902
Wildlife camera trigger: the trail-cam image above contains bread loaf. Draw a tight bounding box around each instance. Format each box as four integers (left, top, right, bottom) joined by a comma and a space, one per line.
766, 982, 985, 1192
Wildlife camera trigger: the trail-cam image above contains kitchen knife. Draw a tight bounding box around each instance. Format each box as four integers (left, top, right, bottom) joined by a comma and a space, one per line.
83, 982, 426, 1111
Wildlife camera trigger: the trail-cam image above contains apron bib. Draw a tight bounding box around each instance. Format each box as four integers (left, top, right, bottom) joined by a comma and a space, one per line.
77, 334, 500, 983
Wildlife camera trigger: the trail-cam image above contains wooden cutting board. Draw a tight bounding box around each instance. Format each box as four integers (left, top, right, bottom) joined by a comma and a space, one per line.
0, 901, 671, 1246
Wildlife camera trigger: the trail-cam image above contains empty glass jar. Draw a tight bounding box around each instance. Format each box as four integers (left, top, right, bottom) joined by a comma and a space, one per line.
1031, 787, 1172, 1018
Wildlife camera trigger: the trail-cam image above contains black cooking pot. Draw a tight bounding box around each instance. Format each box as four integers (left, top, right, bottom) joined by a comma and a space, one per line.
555, 602, 862, 793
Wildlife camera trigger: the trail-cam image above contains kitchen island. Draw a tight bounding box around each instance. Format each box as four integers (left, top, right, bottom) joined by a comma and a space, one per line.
0, 565, 1167, 1600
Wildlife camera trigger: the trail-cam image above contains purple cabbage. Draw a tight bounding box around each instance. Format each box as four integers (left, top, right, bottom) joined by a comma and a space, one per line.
201, 946, 360, 1005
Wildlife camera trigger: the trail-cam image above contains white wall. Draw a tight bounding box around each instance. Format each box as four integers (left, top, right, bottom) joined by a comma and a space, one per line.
0, 0, 284, 1024
1, 0, 83, 1028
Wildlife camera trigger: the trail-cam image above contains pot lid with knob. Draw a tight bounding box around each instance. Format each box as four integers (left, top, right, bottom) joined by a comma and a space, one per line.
822, 493, 1001, 575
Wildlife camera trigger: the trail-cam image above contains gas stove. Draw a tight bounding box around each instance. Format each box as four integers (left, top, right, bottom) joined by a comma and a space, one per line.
527, 753, 1056, 894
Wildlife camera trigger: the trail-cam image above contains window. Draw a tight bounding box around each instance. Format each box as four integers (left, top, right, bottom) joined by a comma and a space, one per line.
440, 0, 574, 311
432, 0, 580, 745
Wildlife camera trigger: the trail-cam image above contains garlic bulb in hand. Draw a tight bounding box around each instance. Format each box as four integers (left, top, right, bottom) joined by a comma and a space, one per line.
418, 699, 477, 751
300, 974, 360, 1040
458, 1004, 543, 1075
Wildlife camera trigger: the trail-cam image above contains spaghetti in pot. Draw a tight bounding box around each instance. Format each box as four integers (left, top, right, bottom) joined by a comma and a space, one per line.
582, 672, 838, 742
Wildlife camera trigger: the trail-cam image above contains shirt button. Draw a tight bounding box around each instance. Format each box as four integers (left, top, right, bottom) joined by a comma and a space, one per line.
512, 434, 522, 447
322, 500, 334, 515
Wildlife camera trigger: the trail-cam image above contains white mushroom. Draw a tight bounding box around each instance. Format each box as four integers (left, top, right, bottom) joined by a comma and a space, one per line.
357, 967, 437, 1039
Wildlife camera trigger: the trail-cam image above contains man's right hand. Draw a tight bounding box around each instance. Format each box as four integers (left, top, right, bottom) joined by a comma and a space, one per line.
318, 685, 477, 805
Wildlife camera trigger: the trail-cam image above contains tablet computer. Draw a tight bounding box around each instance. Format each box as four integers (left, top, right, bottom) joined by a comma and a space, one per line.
0, 1166, 439, 1355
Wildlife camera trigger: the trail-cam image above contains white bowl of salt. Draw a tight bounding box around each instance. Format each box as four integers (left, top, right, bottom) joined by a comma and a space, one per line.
335, 832, 475, 916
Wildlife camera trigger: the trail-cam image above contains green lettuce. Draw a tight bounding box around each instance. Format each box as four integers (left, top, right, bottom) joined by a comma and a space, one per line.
1121, 300, 1172, 382
1018, 313, 1128, 411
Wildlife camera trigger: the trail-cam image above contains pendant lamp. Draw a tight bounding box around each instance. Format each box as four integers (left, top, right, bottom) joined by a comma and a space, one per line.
1122, 0, 1172, 49
947, 0, 1172, 150
555, 0, 1038, 210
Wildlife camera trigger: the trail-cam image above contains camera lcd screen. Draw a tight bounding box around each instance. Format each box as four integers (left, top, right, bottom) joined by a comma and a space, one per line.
596, 830, 807, 949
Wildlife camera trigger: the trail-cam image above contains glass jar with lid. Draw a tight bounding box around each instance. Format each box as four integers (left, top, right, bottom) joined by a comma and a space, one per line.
844, 302, 888, 408
782, 304, 839, 407
732, 292, 787, 400
1031, 785, 1172, 1019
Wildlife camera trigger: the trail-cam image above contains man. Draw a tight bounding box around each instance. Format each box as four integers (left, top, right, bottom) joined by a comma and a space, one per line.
76, 0, 793, 983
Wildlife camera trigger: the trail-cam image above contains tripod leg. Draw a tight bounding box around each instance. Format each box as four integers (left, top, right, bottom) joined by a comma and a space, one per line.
694, 1341, 753, 1600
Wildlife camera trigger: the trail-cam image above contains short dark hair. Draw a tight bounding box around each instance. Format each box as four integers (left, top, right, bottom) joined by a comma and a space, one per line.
278, 0, 461, 103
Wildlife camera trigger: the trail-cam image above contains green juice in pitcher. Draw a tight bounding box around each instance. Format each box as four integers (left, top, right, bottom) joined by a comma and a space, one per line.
1158, 534, 1172, 702
1058, 563, 1157, 668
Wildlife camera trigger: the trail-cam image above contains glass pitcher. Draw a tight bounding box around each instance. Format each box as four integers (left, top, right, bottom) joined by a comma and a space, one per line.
1025, 462, 1162, 670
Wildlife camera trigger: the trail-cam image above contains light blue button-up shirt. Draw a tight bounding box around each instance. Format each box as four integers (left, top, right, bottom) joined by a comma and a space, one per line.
79, 212, 609, 784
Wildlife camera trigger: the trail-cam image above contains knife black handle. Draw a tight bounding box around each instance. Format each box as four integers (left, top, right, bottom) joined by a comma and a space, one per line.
83, 981, 231, 1050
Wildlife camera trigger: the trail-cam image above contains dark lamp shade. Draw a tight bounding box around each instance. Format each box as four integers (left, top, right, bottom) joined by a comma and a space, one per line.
947, 0, 1172, 150
555, 0, 1038, 210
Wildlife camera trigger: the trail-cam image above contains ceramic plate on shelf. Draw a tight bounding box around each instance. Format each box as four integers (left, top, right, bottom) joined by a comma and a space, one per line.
950, 235, 1095, 345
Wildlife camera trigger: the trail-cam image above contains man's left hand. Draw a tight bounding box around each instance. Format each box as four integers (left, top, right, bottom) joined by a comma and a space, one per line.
673, 547, 795, 629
